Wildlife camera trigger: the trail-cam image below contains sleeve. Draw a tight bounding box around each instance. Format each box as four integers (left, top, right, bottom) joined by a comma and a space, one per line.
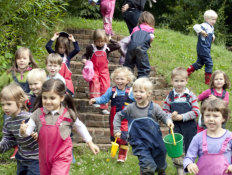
163, 95, 171, 114
193, 24, 202, 34
82, 45, 93, 60
153, 103, 172, 124
45, 40, 55, 54
198, 89, 211, 101
182, 93, 200, 122
183, 135, 200, 172
108, 40, 121, 53
113, 106, 130, 134
224, 91, 229, 105
95, 87, 112, 104
67, 41, 80, 61
73, 118, 92, 142
0, 123, 16, 153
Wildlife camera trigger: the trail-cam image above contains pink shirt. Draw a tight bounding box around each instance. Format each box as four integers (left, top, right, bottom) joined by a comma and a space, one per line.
198, 88, 229, 104
131, 24, 155, 40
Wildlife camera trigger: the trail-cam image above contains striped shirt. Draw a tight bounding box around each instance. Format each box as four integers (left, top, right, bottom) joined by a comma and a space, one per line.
163, 88, 200, 122
0, 111, 39, 160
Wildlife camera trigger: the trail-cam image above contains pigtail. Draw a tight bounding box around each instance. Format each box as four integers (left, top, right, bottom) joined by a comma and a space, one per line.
63, 93, 77, 121
33, 94, 43, 112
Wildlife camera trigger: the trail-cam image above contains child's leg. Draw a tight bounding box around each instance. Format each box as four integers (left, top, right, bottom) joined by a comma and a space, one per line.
204, 55, 213, 85
172, 155, 184, 175
135, 49, 150, 78
99, 71, 110, 110
191, 54, 204, 71
25, 159, 40, 175
123, 49, 136, 72
89, 72, 100, 99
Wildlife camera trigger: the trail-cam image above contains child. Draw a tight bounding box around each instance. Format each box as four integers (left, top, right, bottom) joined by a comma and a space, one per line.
187, 10, 218, 85
183, 98, 232, 174
20, 79, 99, 174
163, 67, 200, 175
0, 83, 39, 175
197, 70, 230, 132
27, 68, 47, 112
123, 11, 155, 78
89, 67, 135, 162
0, 47, 38, 93
46, 53, 66, 85
45, 32, 80, 95
114, 77, 174, 174
82, 29, 121, 115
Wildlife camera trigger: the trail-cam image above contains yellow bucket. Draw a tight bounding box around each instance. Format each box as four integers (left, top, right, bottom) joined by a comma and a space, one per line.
110, 138, 119, 158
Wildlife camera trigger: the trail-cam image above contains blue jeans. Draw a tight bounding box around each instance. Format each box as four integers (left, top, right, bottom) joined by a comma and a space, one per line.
192, 54, 213, 73
123, 9, 142, 34
16, 153, 40, 175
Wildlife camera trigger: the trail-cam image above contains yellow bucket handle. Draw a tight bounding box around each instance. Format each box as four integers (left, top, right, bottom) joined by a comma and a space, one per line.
170, 128, 176, 145
114, 137, 117, 143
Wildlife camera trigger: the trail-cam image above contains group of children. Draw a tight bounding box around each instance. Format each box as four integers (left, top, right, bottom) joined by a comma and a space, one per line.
0, 6, 231, 175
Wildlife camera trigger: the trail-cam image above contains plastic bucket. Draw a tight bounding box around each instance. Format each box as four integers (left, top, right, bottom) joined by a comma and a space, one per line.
110, 142, 119, 158
163, 133, 183, 158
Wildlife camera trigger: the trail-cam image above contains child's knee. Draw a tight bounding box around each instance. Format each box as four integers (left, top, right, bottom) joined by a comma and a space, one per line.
172, 155, 184, 168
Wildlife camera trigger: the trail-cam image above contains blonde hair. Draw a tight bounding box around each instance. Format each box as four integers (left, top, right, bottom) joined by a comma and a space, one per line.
27, 68, 47, 84
133, 77, 153, 95
138, 11, 155, 27
111, 67, 135, 85
93, 29, 108, 43
46, 53, 63, 66
204, 10, 218, 21
0, 83, 28, 109
171, 67, 188, 79
209, 70, 230, 90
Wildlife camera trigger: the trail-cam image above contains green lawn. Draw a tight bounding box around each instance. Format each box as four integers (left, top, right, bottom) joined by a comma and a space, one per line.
1, 17, 232, 174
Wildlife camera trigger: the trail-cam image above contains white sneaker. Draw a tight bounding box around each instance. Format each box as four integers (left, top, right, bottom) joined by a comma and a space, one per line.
102, 109, 110, 115
93, 104, 100, 108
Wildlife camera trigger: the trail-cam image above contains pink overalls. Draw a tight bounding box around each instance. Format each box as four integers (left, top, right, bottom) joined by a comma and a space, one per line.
100, 0, 116, 35
89, 44, 110, 110
38, 108, 73, 175
197, 130, 232, 175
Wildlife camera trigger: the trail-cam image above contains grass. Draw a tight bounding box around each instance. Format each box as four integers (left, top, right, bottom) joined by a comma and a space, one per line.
1, 17, 232, 174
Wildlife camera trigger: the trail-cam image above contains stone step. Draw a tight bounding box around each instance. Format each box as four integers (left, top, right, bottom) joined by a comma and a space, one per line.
79, 112, 109, 128
73, 143, 111, 151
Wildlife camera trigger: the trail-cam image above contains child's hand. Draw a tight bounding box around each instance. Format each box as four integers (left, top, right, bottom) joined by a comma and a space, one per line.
187, 163, 199, 174
89, 98, 96, 105
176, 114, 183, 121
121, 4, 129, 12
114, 132, 121, 138
166, 119, 174, 129
82, 59, 87, 65
212, 35, 215, 42
200, 31, 208, 37
226, 165, 232, 173
51, 32, 59, 41
209, 94, 217, 100
68, 34, 75, 42
171, 111, 179, 121
87, 141, 100, 155
31, 132, 38, 140
20, 120, 28, 136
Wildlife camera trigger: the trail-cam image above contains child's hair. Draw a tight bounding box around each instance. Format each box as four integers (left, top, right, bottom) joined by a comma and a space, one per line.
204, 10, 218, 21
9, 47, 38, 73
34, 79, 77, 116
201, 98, 230, 124
27, 68, 47, 84
133, 77, 153, 95
171, 67, 188, 79
46, 53, 63, 66
0, 83, 28, 109
55, 36, 70, 56
138, 11, 155, 27
93, 29, 108, 43
111, 67, 135, 85
209, 70, 230, 90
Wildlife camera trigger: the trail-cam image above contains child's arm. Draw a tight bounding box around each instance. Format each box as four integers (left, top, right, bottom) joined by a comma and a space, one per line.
108, 39, 121, 53
198, 89, 211, 101
89, 87, 112, 105
163, 95, 171, 114
113, 108, 128, 137
0, 123, 16, 153
153, 103, 173, 127
45, 32, 59, 54
67, 34, 80, 62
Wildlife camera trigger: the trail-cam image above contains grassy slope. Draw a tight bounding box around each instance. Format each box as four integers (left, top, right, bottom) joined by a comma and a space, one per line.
1, 17, 232, 174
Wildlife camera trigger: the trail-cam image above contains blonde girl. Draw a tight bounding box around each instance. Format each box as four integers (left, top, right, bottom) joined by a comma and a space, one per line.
0, 83, 39, 175
20, 79, 99, 174
89, 67, 135, 162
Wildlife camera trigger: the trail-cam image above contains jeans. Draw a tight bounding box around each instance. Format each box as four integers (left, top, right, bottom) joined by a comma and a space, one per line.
123, 9, 142, 34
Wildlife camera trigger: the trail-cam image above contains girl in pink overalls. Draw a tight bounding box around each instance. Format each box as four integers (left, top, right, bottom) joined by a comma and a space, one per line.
20, 79, 99, 175
82, 29, 120, 115
183, 98, 232, 175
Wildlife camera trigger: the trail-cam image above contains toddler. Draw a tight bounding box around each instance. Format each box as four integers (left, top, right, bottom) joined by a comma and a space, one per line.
184, 98, 232, 174
0, 83, 39, 174
82, 29, 120, 114
187, 10, 218, 85
114, 77, 174, 175
20, 79, 99, 174
46, 32, 80, 95
163, 67, 200, 175
89, 67, 135, 162
124, 11, 155, 78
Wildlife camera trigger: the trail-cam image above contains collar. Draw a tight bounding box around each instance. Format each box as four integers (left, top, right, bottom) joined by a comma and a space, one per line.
43, 105, 65, 115
173, 88, 190, 97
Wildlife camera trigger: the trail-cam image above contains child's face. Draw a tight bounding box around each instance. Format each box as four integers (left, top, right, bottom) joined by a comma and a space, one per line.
58, 45, 66, 55
206, 17, 217, 26
204, 109, 225, 133
213, 73, 225, 89
1, 100, 20, 117
114, 72, 129, 90
133, 87, 151, 107
94, 39, 105, 48
42, 91, 64, 111
46, 62, 61, 77
16, 51, 30, 71
172, 75, 188, 94
29, 80, 43, 96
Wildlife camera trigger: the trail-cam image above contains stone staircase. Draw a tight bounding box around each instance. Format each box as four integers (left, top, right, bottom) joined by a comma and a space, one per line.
67, 28, 171, 149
